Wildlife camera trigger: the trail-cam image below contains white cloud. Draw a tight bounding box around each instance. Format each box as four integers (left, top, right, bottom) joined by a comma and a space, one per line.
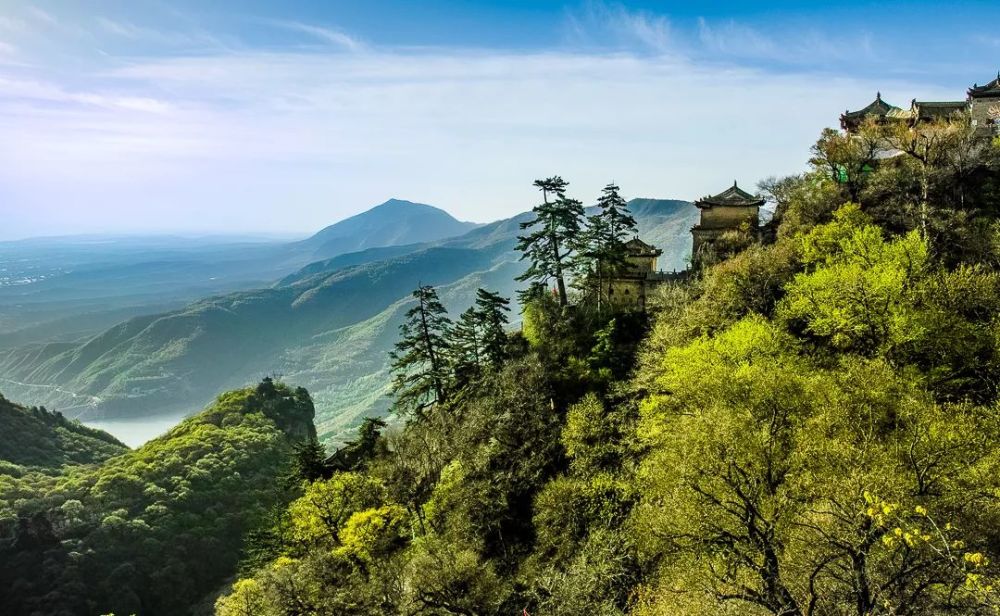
3, 43, 958, 240
697, 17, 873, 65
562, 2, 676, 54
267, 20, 364, 51
26, 7, 57, 26
96, 17, 225, 50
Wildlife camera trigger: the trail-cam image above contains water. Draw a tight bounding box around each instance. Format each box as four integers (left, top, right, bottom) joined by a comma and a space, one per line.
82, 413, 189, 448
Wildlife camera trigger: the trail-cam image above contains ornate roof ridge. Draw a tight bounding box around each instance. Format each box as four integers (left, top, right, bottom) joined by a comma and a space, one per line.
842, 93, 900, 119
968, 72, 1000, 97
695, 181, 765, 208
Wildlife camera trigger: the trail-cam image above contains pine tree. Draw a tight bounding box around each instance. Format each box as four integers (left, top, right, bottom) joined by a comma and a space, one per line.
474, 288, 511, 369
389, 285, 452, 413
575, 182, 638, 310
516, 176, 585, 307
286, 437, 330, 484
447, 306, 483, 389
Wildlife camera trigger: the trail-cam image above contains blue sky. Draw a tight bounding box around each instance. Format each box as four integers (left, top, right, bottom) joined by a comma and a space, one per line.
1, 1, 998, 239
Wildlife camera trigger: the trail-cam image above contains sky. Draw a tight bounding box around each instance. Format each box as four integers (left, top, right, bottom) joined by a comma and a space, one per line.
1, 0, 999, 240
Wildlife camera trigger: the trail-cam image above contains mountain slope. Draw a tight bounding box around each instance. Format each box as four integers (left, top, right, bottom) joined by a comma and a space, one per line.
0, 199, 696, 442
0, 380, 314, 616
0, 200, 480, 351
298, 198, 481, 259
0, 392, 126, 472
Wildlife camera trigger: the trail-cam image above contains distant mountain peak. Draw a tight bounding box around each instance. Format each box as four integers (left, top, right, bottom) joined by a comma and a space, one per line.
299, 198, 481, 258
375, 198, 427, 208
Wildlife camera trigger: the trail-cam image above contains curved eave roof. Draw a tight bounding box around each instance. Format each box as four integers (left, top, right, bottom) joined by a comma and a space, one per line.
624, 237, 662, 257
695, 183, 765, 208
969, 74, 1000, 98
842, 94, 900, 120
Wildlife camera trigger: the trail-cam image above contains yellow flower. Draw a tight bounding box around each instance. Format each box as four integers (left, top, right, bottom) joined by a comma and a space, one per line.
964, 552, 988, 567
914, 505, 927, 516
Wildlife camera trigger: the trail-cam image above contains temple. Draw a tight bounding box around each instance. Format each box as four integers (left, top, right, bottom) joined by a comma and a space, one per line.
968, 73, 1000, 132
841, 73, 1000, 135
691, 181, 764, 267
604, 237, 673, 311
839, 92, 901, 132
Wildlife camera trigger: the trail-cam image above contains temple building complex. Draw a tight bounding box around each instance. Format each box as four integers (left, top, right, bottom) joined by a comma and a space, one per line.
841, 73, 1000, 135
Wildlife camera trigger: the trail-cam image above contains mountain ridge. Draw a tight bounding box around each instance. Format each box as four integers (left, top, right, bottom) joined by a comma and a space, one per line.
297, 198, 482, 259
0, 198, 697, 443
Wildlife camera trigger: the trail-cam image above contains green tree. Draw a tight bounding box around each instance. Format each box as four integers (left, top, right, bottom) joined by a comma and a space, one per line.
390, 285, 452, 414
474, 288, 511, 369
517, 176, 585, 307
287, 437, 330, 484
446, 306, 483, 390
575, 182, 639, 312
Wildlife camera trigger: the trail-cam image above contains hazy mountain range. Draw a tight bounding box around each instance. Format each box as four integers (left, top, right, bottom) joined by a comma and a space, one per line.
0, 198, 696, 442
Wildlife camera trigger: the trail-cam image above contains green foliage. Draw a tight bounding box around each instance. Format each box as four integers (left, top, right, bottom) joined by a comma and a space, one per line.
475, 287, 512, 370
517, 176, 586, 306
13, 117, 997, 616
574, 182, 640, 308
0, 380, 314, 616
0, 392, 127, 472
390, 285, 453, 414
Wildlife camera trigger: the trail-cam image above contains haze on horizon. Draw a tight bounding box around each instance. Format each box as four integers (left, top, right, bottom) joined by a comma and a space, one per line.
1, 0, 998, 241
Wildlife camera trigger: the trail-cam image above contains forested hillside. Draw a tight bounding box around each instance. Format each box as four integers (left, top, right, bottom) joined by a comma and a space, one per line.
0, 379, 315, 616
212, 119, 1000, 615
0, 393, 126, 472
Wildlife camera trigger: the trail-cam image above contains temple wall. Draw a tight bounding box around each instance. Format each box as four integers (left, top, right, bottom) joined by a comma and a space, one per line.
606, 278, 647, 310
625, 255, 657, 273
699, 205, 759, 229
970, 97, 1000, 132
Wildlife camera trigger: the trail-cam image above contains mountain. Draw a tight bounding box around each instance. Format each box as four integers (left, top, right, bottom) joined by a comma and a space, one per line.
0, 392, 126, 472
0, 201, 480, 351
0, 380, 315, 616
297, 198, 481, 259
0, 199, 696, 443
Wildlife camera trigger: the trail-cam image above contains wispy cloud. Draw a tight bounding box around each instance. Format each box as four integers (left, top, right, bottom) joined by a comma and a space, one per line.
96, 17, 224, 50
25, 7, 58, 27
0, 75, 172, 113
697, 17, 873, 66
267, 20, 364, 51
2, 41, 950, 239
566, 3, 876, 69
0, 4, 968, 239
563, 2, 676, 54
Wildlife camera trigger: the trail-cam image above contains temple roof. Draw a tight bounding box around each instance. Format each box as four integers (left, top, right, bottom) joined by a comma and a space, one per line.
624, 237, 662, 257
969, 73, 1000, 98
695, 181, 765, 209
842, 92, 901, 121
912, 100, 968, 121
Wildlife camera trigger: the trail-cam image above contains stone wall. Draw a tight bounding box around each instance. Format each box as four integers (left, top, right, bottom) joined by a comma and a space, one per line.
698, 205, 758, 229
970, 98, 1000, 133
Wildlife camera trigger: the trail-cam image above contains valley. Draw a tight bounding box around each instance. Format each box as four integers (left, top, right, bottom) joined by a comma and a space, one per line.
0, 198, 696, 444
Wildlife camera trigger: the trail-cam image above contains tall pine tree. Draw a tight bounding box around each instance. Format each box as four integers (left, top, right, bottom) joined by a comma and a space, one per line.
447, 306, 483, 390
516, 176, 584, 307
575, 182, 638, 311
474, 288, 511, 369
389, 285, 452, 414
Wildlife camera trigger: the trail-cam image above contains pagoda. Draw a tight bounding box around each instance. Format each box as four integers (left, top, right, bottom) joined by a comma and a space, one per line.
968, 73, 1000, 134
840, 92, 901, 132
691, 181, 764, 267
